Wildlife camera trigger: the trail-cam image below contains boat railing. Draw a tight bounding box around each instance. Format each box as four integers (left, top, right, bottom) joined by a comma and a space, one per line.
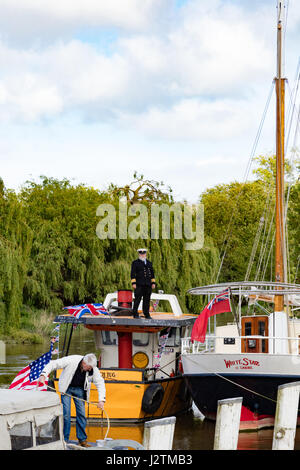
181, 335, 300, 355
181, 335, 216, 354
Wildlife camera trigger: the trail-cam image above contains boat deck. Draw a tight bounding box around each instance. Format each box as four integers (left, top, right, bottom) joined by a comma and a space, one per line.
54, 311, 197, 330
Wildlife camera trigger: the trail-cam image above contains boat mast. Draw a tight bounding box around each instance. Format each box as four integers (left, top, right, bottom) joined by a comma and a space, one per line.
274, 0, 287, 312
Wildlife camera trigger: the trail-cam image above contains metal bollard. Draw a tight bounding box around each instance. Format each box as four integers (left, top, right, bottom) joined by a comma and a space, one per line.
213, 397, 243, 450
272, 381, 300, 450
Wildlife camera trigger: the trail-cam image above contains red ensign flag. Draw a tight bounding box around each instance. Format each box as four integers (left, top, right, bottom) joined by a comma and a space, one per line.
191, 290, 231, 343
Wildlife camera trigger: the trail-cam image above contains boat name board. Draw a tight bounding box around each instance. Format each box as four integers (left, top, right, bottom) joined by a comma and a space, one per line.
224, 357, 260, 370
100, 369, 143, 382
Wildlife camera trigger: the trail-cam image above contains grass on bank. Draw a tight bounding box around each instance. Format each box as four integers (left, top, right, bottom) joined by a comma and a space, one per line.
0, 306, 56, 344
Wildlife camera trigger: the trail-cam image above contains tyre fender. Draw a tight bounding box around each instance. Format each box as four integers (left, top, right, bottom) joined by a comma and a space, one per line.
142, 383, 164, 414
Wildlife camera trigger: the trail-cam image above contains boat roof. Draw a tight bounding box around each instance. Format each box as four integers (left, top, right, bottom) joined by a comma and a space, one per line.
54, 311, 197, 330
188, 281, 300, 296
55, 292, 197, 331
0, 390, 61, 415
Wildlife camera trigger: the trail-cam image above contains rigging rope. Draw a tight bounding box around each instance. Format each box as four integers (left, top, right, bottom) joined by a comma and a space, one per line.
245, 55, 300, 287
213, 81, 275, 283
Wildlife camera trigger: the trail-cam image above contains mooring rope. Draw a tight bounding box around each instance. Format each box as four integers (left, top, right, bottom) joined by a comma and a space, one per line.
185, 354, 300, 413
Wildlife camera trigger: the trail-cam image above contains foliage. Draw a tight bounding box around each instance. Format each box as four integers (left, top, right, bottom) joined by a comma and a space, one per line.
107, 172, 174, 204
0, 175, 220, 337
200, 180, 274, 282
252, 154, 295, 185
0, 187, 33, 331
0, 155, 299, 340
287, 181, 300, 283
200, 153, 299, 284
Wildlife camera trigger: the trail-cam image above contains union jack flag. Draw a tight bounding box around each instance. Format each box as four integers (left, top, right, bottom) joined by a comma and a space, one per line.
63, 303, 108, 319
9, 343, 53, 391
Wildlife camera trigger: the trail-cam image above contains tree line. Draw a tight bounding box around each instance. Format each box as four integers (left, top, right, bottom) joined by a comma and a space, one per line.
0, 156, 299, 338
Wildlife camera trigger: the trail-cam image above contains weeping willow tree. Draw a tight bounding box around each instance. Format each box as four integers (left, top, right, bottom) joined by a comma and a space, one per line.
20, 176, 110, 312
0, 184, 33, 332
0, 174, 220, 336
94, 175, 219, 313
3, 166, 300, 339
16, 175, 219, 320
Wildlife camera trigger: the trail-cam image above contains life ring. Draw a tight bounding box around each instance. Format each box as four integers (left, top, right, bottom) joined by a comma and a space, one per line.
142, 384, 164, 414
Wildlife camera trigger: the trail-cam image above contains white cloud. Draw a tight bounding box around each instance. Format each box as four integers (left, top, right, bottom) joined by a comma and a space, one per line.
0, 0, 278, 133
0, 0, 167, 41
117, 97, 254, 140
0, 0, 299, 201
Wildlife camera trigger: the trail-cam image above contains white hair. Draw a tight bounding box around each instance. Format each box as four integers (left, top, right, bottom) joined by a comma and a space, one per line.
82, 353, 97, 368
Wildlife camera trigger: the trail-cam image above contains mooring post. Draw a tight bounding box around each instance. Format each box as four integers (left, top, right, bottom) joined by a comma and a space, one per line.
143, 416, 176, 450
272, 381, 300, 450
213, 397, 243, 450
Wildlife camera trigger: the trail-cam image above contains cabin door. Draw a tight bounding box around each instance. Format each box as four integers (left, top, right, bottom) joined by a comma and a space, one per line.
241, 316, 269, 353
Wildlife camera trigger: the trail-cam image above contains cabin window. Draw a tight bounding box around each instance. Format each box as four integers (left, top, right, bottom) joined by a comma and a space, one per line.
36, 417, 60, 446
258, 321, 265, 336
133, 332, 149, 347
9, 421, 33, 450
158, 328, 180, 347
101, 331, 117, 345
258, 321, 266, 353
245, 322, 252, 336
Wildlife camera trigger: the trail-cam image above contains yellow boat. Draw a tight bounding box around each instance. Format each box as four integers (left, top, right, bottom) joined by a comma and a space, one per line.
53, 291, 197, 422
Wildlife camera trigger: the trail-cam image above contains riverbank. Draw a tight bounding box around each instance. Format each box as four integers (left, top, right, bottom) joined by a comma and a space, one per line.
0, 307, 56, 344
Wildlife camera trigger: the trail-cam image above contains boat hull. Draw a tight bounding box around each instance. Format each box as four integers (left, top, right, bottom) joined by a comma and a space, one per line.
53, 368, 191, 423
182, 353, 300, 430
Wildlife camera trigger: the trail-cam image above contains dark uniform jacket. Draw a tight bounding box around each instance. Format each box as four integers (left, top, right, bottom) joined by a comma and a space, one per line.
131, 259, 155, 287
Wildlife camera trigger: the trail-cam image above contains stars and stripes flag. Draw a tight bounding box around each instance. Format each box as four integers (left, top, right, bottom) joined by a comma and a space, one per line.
63, 303, 108, 319
9, 343, 54, 391
191, 290, 232, 343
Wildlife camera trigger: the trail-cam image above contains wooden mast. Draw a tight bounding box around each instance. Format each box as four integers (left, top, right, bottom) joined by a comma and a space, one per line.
274, 0, 286, 312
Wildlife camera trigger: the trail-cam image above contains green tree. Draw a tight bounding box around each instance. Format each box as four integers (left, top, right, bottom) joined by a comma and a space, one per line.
200, 180, 275, 283
287, 181, 300, 283
0, 186, 32, 332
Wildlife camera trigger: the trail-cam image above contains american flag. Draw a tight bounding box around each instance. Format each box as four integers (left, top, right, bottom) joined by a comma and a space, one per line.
63, 303, 108, 319
9, 343, 53, 391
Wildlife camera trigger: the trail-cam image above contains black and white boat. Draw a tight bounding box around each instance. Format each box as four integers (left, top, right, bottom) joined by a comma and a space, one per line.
181, 282, 300, 429
181, 1, 300, 430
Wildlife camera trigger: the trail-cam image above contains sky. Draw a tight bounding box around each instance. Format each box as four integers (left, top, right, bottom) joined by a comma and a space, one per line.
0, 0, 299, 203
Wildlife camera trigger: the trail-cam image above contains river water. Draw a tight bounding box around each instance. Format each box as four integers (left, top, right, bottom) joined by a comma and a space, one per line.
1, 328, 300, 451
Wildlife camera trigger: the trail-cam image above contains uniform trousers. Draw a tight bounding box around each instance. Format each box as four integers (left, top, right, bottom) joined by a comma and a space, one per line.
133, 285, 152, 316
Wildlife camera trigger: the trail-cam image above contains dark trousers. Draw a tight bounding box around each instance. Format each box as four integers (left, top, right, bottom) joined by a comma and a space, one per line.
133, 285, 152, 316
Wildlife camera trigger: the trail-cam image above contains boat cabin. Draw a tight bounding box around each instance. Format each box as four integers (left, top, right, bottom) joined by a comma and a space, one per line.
89, 291, 195, 378
54, 291, 197, 422
182, 282, 300, 356
0, 390, 65, 450
56, 291, 196, 377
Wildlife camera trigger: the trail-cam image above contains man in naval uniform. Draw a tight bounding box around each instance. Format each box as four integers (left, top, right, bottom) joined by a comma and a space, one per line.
131, 248, 156, 319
